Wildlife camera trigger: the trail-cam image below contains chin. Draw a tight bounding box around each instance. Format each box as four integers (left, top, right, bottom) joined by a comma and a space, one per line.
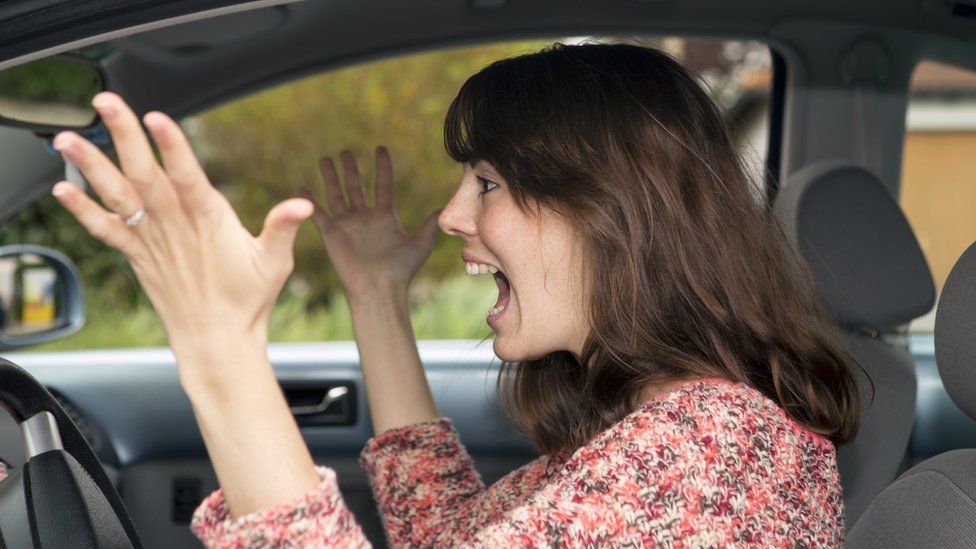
491, 337, 551, 363
491, 339, 520, 362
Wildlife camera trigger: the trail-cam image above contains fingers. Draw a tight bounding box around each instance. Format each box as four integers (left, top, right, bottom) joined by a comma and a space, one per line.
86, 92, 179, 215
299, 186, 332, 234
52, 132, 144, 218
318, 157, 348, 216
375, 146, 393, 209
91, 93, 161, 192
51, 182, 138, 253
257, 198, 315, 261
340, 151, 366, 208
415, 208, 443, 252
143, 111, 218, 218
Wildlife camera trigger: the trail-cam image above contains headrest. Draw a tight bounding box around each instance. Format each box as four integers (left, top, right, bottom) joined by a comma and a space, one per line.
774, 160, 935, 331
935, 240, 976, 420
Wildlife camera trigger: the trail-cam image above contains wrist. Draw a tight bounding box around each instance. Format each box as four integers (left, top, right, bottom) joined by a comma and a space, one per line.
171, 334, 272, 398
346, 284, 409, 311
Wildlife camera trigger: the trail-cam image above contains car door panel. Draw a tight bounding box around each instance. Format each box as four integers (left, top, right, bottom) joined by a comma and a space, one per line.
0, 341, 536, 548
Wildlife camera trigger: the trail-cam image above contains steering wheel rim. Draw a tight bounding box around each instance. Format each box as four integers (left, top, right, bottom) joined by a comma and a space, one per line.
0, 357, 142, 548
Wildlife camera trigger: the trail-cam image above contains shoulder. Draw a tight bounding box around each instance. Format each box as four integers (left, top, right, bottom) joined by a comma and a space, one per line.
602, 377, 836, 459
560, 377, 843, 545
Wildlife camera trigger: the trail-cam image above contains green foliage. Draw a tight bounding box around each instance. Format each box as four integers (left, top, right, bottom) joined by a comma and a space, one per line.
0, 38, 765, 350
194, 39, 553, 307
29, 274, 497, 350
0, 40, 550, 349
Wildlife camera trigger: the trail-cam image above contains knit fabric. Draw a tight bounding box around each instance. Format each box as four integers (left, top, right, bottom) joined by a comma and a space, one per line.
188, 377, 844, 547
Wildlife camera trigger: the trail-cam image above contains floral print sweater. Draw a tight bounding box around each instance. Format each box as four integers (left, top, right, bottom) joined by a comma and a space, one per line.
188, 377, 844, 547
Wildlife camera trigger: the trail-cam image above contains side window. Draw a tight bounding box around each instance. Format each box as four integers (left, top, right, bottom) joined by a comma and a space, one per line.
900, 60, 976, 332
0, 37, 771, 349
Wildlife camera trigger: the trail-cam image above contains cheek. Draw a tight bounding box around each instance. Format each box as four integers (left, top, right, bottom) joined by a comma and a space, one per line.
480, 203, 535, 263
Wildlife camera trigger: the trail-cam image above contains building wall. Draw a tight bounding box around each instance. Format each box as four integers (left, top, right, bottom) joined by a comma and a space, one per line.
900, 130, 976, 293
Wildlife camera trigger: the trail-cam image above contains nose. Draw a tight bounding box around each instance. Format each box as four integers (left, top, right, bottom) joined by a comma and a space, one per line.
438, 186, 477, 238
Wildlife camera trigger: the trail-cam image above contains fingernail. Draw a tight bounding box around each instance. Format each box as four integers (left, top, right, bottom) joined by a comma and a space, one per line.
52, 132, 71, 150
51, 182, 70, 198
92, 96, 115, 119
52, 134, 78, 159
143, 111, 165, 129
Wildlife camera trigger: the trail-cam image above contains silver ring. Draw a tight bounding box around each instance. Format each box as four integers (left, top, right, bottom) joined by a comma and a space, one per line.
124, 208, 145, 228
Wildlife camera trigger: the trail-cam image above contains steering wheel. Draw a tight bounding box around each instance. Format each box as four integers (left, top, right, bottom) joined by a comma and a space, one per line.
0, 357, 142, 548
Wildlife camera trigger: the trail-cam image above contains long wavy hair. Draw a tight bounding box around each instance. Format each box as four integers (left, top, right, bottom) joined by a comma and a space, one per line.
444, 42, 861, 455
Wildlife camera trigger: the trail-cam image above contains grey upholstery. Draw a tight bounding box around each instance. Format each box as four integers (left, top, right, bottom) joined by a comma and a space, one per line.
774, 160, 934, 330
933, 240, 976, 420
774, 160, 935, 529
835, 333, 917, 526
847, 451, 976, 548
846, 240, 976, 548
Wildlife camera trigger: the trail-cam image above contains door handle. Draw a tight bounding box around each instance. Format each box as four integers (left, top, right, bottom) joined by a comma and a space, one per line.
281, 381, 357, 426
289, 386, 349, 416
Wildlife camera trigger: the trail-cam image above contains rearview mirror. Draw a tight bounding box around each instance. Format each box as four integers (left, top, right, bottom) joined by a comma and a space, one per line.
0, 56, 104, 132
0, 246, 85, 350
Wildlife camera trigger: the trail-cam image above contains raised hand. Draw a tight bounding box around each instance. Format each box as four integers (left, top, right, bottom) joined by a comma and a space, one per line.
51, 92, 313, 370
300, 147, 440, 300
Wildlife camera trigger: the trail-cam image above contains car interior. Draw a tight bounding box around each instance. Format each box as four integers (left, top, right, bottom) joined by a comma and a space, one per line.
2, 0, 976, 547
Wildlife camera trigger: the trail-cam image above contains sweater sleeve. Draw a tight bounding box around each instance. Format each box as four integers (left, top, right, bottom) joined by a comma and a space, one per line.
358, 417, 487, 546
190, 466, 371, 548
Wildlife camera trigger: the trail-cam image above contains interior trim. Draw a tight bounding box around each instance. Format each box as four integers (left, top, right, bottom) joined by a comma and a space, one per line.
0, 0, 308, 71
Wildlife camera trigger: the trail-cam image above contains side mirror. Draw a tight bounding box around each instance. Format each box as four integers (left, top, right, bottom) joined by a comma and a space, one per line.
0, 56, 105, 132
0, 246, 84, 350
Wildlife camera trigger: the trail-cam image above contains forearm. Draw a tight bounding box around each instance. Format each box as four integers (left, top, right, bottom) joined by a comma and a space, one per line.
177, 339, 320, 519
348, 288, 440, 435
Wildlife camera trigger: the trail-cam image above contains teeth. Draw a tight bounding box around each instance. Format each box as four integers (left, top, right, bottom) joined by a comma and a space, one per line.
488, 305, 505, 316
464, 261, 500, 276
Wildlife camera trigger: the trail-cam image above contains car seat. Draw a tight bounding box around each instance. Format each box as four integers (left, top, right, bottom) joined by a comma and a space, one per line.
773, 160, 935, 529
845, 237, 976, 547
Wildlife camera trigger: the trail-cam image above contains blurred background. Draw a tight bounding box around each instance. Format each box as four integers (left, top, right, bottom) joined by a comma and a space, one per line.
0, 36, 775, 350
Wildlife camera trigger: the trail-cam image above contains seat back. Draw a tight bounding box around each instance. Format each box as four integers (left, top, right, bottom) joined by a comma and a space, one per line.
774, 160, 935, 528
846, 239, 976, 547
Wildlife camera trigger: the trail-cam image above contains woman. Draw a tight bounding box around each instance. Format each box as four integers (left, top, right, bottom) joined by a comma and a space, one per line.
48, 43, 858, 546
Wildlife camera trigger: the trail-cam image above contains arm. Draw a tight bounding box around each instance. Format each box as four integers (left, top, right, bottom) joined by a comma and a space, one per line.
302, 151, 497, 542
301, 149, 442, 434
49, 93, 360, 540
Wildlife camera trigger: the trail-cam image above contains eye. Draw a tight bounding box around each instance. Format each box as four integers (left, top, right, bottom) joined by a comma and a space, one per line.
477, 176, 499, 197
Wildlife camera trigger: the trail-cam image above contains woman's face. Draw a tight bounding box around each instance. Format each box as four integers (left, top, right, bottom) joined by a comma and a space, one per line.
439, 161, 589, 361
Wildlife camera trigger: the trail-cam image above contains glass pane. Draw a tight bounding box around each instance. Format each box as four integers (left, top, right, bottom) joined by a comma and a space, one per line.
0, 37, 771, 349
900, 60, 976, 332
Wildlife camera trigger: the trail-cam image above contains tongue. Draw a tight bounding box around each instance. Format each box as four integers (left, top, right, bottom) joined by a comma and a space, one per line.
493, 272, 511, 309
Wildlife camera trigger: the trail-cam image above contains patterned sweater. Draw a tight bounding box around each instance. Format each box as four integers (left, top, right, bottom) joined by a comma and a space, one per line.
189, 378, 845, 547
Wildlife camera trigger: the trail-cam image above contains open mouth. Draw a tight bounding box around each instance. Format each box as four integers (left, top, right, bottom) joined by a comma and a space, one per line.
464, 260, 511, 323
489, 270, 511, 320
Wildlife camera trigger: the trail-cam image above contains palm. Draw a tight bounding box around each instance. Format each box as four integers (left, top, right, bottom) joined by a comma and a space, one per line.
302, 148, 439, 297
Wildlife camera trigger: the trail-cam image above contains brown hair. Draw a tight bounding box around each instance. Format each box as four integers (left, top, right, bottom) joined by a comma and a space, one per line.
444, 43, 861, 454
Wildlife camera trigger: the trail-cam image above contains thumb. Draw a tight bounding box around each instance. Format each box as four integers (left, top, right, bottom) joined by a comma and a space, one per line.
258, 198, 315, 257
414, 208, 442, 249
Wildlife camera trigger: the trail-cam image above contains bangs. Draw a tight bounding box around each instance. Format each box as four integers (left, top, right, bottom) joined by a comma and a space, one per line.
443, 51, 549, 171
443, 71, 482, 164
